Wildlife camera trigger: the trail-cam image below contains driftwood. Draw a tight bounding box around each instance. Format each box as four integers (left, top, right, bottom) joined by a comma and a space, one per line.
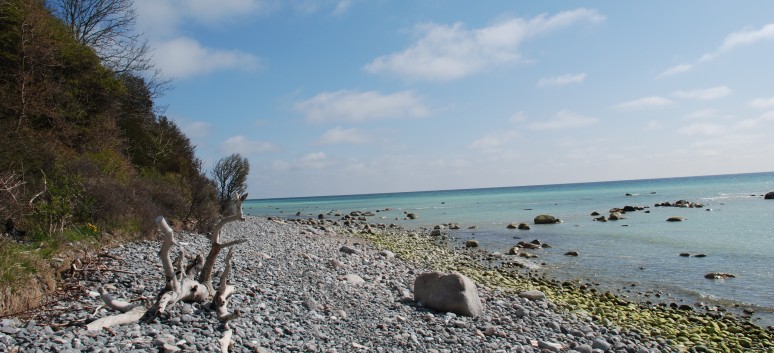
86, 193, 248, 352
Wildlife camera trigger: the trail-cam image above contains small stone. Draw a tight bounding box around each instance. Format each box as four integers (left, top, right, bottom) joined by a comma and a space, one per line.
518, 290, 546, 301
537, 340, 562, 352
592, 338, 612, 351
339, 245, 360, 255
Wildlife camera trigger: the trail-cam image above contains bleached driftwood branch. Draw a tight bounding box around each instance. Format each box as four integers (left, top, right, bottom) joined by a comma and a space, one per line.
88, 192, 248, 344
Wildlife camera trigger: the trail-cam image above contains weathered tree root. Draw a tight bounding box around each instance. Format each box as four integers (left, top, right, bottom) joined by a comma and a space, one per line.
85, 193, 249, 353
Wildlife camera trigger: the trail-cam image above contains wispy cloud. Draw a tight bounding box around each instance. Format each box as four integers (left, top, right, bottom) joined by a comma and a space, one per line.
364, 8, 604, 81
295, 90, 430, 123
679, 122, 726, 136
318, 127, 369, 144
672, 86, 731, 101
658, 23, 774, 78
220, 135, 278, 155
612, 96, 674, 110
537, 73, 587, 87
657, 64, 693, 78
683, 108, 718, 120
509, 111, 527, 123
469, 131, 520, 151
154, 37, 262, 79
748, 97, 774, 109
529, 110, 598, 130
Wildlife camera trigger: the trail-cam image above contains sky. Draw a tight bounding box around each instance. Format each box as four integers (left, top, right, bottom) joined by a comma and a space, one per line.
133, 0, 774, 199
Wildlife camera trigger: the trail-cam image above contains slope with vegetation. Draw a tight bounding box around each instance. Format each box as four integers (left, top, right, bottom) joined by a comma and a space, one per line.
0, 0, 239, 316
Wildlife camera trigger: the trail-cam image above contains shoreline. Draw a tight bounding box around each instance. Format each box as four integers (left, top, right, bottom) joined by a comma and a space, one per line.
0, 216, 771, 352
290, 215, 774, 351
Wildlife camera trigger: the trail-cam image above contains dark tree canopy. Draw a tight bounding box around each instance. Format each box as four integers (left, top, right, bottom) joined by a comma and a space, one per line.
212, 154, 250, 214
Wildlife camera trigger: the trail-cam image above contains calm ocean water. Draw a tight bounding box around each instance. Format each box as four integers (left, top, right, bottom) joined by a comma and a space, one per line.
245, 172, 774, 325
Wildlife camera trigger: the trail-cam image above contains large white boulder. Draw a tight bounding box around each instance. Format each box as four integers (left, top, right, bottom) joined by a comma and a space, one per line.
413, 271, 483, 317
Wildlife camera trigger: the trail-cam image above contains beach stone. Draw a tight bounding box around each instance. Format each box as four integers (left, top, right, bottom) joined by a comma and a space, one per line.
666, 217, 684, 222
590, 211, 600, 216
575, 344, 593, 353
340, 274, 365, 285
518, 290, 546, 301
406, 213, 417, 219
518, 223, 530, 230
378, 250, 395, 258
465, 240, 479, 248
414, 271, 483, 317
534, 215, 559, 224
538, 340, 562, 352
564, 251, 579, 256
507, 223, 518, 229
592, 338, 612, 351
765, 192, 774, 199
339, 245, 360, 254
430, 229, 442, 236
608, 212, 622, 221
705, 272, 735, 279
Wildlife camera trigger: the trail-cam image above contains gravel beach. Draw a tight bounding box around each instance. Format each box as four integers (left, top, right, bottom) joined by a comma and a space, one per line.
0, 216, 771, 352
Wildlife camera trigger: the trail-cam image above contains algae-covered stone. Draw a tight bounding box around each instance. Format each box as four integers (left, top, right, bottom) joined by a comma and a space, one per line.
534, 215, 559, 224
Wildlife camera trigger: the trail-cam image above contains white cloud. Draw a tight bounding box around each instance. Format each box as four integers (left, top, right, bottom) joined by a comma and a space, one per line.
678, 122, 726, 136
612, 96, 674, 110
718, 23, 774, 52
644, 120, 663, 131
683, 108, 718, 120
319, 127, 369, 144
537, 73, 587, 87
295, 90, 430, 123
154, 37, 262, 79
658, 23, 774, 77
181, 121, 214, 138
529, 110, 598, 130
748, 97, 774, 109
364, 8, 604, 81
672, 86, 731, 100
469, 131, 520, 151
220, 135, 278, 155
298, 152, 329, 169
509, 111, 527, 123
657, 64, 693, 78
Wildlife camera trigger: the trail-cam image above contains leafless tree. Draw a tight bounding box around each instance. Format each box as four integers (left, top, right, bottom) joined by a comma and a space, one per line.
47, 0, 171, 98
211, 154, 250, 214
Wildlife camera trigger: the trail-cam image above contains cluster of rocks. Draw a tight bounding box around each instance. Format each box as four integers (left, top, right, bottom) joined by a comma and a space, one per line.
653, 200, 704, 209
0, 217, 698, 352
591, 206, 648, 222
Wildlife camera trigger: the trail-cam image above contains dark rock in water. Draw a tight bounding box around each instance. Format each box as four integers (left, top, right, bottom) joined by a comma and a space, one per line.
594, 216, 607, 222
534, 215, 559, 224
679, 253, 690, 257
666, 217, 684, 222
430, 229, 442, 237
465, 240, 479, 248
626, 193, 634, 196
765, 191, 774, 200
507, 223, 518, 229
564, 251, 579, 256
318, 214, 325, 220
406, 213, 417, 219
468, 225, 477, 229
693, 254, 707, 258
590, 211, 600, 216
705, 272, 735, 279
414, 271, 483, 317
507, 247, 519, 255
518, 223, 530, 230
295, 211, 303, 216
449, 223, 461, 230
608, 212, 623, 221
623, 205, 637, 212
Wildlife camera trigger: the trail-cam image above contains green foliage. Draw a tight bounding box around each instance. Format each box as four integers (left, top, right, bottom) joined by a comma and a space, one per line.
212, 153, 250, 214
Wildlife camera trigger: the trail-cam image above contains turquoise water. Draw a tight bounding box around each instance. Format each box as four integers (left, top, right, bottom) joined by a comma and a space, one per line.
245, 172, 774, 325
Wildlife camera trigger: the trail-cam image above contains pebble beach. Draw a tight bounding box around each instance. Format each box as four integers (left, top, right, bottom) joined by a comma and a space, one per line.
1, 216, 772, 352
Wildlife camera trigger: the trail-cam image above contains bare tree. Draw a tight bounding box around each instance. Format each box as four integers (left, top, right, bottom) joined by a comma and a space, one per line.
211, 154, 250, 214
47, 0, 149, 75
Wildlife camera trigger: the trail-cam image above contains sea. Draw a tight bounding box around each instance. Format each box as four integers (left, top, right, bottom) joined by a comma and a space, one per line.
244, 172, 774, 326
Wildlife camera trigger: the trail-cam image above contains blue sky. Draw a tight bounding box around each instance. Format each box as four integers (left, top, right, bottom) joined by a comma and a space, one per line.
135, 1, 774, 198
